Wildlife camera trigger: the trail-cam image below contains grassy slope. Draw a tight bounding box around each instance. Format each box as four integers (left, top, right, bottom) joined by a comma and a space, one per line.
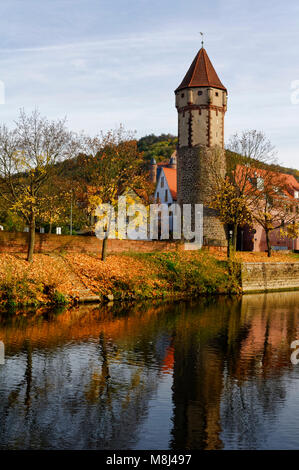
0, 250, 297, 308
0, 251, 240, 307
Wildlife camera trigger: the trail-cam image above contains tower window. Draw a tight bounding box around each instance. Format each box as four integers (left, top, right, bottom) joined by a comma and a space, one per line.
215, 92, 219, 96
198, 91, 202, 96
181, 93, 185, 98
165, 190, 168, 202
161, 177, 164, 188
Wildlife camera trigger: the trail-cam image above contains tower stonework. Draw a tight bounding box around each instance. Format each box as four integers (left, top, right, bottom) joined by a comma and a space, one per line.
150, 157, 157, 184
175, 47, 227, 246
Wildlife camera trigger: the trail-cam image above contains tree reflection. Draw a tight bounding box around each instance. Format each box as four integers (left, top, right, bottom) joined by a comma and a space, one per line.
0, 292, 298, 449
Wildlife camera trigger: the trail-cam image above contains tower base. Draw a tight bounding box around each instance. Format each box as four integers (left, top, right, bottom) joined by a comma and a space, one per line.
177, 145, 227, 247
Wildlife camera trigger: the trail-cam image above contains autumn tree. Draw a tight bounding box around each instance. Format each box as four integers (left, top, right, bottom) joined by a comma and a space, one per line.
227, 131, 298, 256
227, 130, 278, 248
251, 171, 299, 257
36, 176, 87, 234
83, 126, 152, 261
210, 177, 252, 257
0, 109, 79, 261
209, 130, 278, 254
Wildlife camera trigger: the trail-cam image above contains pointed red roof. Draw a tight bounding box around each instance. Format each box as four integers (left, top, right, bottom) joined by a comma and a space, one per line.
176, 47, 226, 92
162, 167, 177, 200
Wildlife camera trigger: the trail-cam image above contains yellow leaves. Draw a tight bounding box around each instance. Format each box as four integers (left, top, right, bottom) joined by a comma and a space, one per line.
0, 254, 70, 305
210, 177, 252, 227
280, 222, 299, 240
11, 192, 38, 218
88, 194, 103, 212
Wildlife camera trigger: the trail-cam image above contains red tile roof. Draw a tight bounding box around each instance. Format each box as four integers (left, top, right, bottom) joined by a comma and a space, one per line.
176, 47, 226, 93
235, 164, 299, 199
283, 173, 299, 192
163, 167, 177, 200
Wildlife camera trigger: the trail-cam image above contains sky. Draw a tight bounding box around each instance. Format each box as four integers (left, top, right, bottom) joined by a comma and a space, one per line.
0, 0, 299, 169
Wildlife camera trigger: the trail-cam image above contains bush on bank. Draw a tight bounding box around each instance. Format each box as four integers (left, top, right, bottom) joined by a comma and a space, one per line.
110, 252, 241, 300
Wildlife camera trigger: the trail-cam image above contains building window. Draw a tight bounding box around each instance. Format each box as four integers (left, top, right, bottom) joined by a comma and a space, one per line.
165, 190, 168, 202
161, 177, 164, 188
198, 91, 202, 96
215, 92, 219, 96
181, 93, 184, 98
257, 177, 264, 190
156, 191, 159, 201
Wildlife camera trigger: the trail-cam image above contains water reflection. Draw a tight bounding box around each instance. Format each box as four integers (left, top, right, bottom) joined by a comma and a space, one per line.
0, 292, 299, 449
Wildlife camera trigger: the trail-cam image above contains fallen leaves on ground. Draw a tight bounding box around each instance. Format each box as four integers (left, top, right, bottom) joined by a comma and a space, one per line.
0, 250, 297, 306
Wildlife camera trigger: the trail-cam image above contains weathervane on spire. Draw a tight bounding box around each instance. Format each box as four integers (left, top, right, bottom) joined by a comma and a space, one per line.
200, 32, 204, 48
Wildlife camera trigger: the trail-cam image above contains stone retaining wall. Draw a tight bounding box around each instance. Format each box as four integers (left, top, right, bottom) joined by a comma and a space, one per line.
241, 262, 299, 292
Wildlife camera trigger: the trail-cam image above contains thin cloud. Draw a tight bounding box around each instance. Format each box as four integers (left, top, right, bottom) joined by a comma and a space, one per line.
0, 1, 298, 168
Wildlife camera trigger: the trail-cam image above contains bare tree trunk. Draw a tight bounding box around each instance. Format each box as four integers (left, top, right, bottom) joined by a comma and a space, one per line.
27, 213, 35, 262
49, 222, 52, 234
101, 238, 108, 261
265, 229, 272, 257
101, 208, 113, 261
232, 223, 238, 252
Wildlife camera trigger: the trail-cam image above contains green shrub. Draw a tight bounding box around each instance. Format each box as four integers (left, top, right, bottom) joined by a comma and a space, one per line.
130, 251, 241, 296
50, 290, 68, 305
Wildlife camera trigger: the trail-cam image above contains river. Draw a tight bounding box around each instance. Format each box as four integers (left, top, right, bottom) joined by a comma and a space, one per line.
0, 292, 299, 450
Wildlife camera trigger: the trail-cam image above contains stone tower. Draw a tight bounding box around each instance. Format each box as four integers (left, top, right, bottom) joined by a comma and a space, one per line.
175, 47, 227, 246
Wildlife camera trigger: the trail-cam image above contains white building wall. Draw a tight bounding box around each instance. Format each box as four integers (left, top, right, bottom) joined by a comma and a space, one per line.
154, 168, 174, 204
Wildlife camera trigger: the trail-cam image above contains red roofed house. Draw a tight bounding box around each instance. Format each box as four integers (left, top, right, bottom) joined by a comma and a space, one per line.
248, 171, 299, 252
153, 152, 177, 204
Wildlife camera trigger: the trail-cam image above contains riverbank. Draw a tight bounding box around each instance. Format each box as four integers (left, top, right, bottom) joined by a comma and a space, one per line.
0, 251, 298, 309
